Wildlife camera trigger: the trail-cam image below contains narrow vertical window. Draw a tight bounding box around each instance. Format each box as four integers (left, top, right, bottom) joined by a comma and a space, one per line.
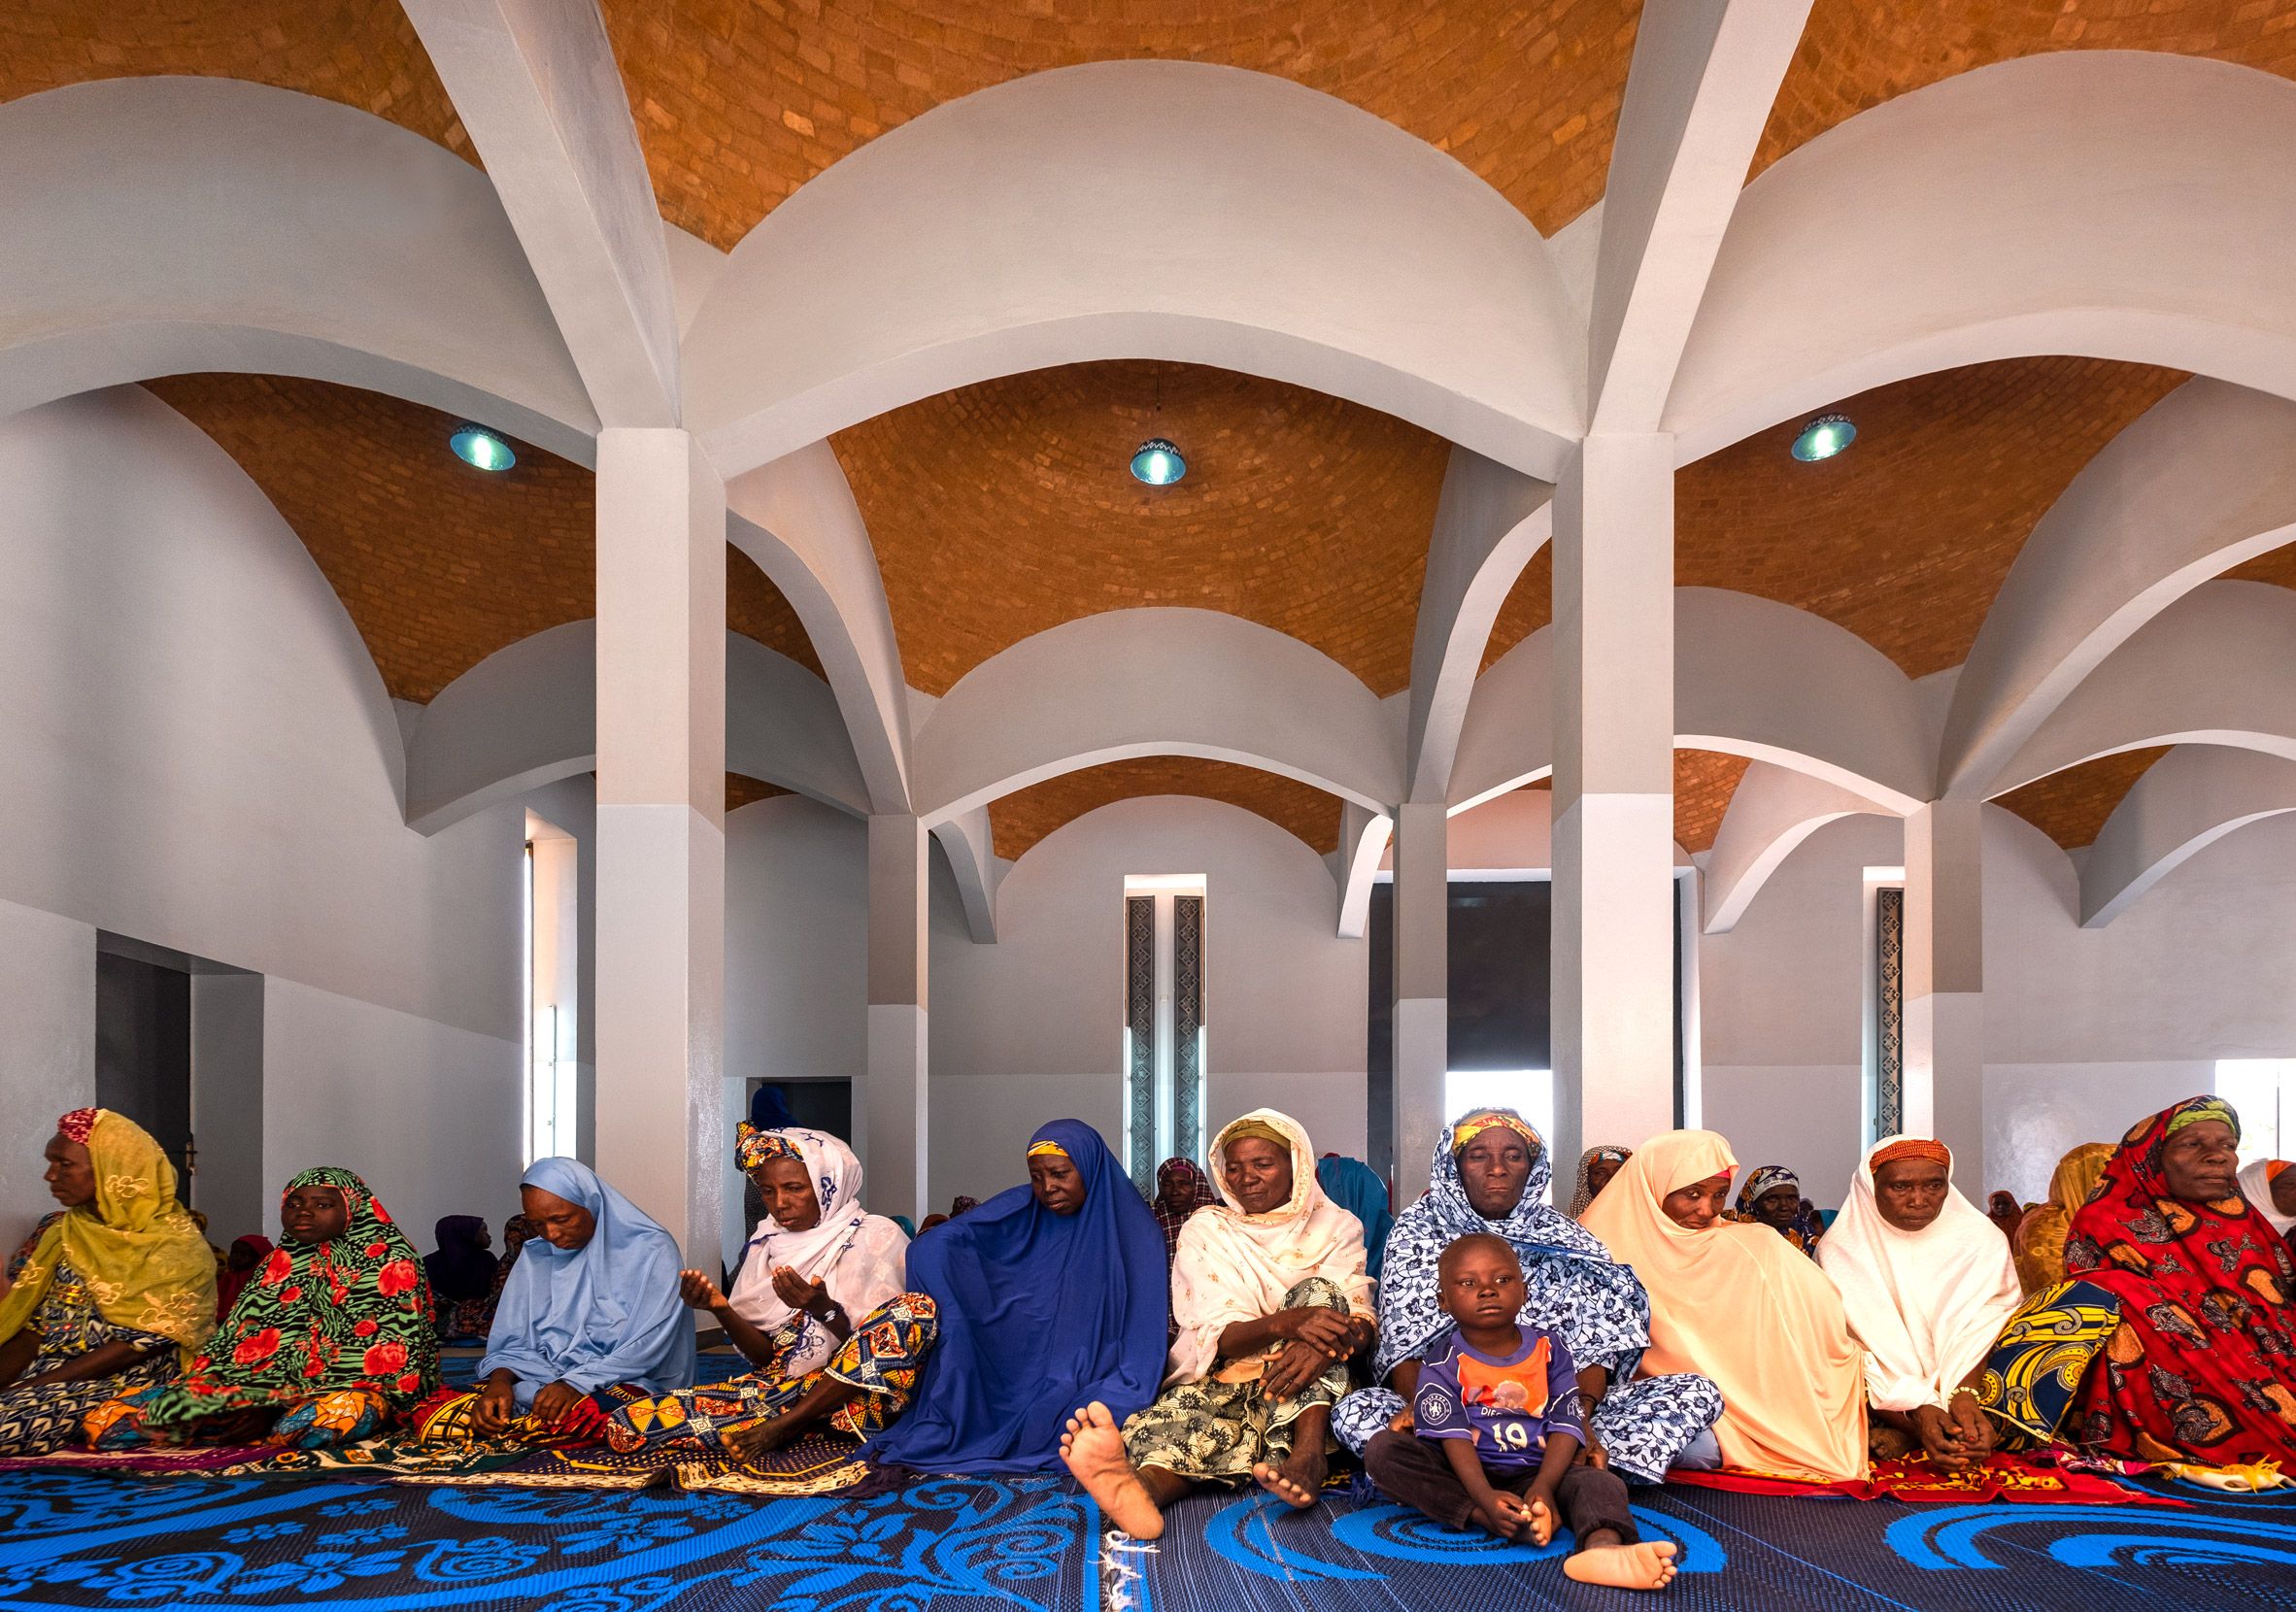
1123, 876, 1208, 1190
1874, 884, 1905, 1141
525, 813, 579, 1164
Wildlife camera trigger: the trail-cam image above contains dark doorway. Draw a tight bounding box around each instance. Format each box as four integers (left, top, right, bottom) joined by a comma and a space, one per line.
96, 951, 193, 1197
752, 1078, 853, 1145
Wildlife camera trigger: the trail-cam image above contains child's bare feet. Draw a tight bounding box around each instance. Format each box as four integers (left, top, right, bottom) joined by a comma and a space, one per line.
1525, 1494, 1557, 1546
1058, 1402, 1165, 1540
1565, 1539, 1679, 1591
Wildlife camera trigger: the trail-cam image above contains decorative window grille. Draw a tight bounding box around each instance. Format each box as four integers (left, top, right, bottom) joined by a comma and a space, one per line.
1874, 885, 1905, 1140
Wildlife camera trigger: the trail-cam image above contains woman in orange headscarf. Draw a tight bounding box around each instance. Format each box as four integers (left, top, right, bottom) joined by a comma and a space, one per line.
1580, 1129, 1866, 1481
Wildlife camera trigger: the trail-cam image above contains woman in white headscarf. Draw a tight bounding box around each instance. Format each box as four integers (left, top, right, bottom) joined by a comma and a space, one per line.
1058, 1109, 1373, 1539
1817, 1136, 2022, 1469
606, 1124, 929, 1456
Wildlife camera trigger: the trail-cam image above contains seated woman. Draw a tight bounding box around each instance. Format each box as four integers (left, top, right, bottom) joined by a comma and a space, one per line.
2063, 1095, 2296, 1465
1153, 1158, 1219, 1263
1060, 1109, 1373, 1539
1332, 1111, 1721, 1482
425, 1216, 497, 1342
2011, 1142, 2110, 1294
866, 1120, 1165, 1474
1581, 1130, 1866, 1482
419, 1158, 692, 1448
1817, 1137, 2023, 1469
1315, 1156, 1395, 1281
85, 1166, 436, 1450
0, 1109, 215, 1454
606, 1125, 924, 1457
1569, 1146, 1632, 1220
1729, 1166, 1822, 1256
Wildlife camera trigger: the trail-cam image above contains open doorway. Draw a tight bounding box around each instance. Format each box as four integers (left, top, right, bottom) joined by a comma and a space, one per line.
94, 933, 262, 1234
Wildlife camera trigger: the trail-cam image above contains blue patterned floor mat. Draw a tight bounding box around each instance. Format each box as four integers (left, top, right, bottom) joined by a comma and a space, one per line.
0, 1467, 2286, 1611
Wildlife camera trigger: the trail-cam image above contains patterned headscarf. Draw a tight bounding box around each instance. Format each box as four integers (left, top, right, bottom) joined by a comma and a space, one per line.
1153, 1157, 1219, 1260
0, 1109, 216, 1363
735, 1120, 803, 1174
727, 1126, 874, 1332
1736, 1165, 1802, 1213
2164, 1095, 2240, 1141
1568, 1145, 1633, 1219
1374, 1111, 1655, 1387
131, 1167, 437, 1424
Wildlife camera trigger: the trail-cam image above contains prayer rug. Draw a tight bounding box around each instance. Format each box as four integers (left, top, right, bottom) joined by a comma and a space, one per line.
0, 1444, 270, 1477
1668, 1452, 2168, 1505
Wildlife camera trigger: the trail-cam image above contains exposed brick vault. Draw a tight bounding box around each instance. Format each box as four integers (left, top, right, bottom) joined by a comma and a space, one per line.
0, 0, 475, 159
36, 7, 2296, 855
834, 360, 1451, 699
600, 0, 1646, 250
143, 375, 820, 704
989, 758, 1343, 861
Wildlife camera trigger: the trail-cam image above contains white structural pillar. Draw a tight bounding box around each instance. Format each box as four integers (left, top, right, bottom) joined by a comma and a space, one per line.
1391, 801, 1448, 1199
1902, 801, 1985, 1177
1551, 435, 1676, 1174
593, 428, 726, 1264
866, 814, 929, 1222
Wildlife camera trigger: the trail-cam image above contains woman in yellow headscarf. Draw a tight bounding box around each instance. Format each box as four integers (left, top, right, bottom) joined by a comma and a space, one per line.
0, 1108, 215, 1453
2011, 1142, 2111, 1294
1580, 1129, 1867, 1481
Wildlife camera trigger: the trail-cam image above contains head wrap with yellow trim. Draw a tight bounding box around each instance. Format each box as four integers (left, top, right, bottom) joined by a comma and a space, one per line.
734, 1120, 804, 1173
2163, 1095, 2240, 1141
0, 1109, 216, 1364
1870, 1138, 1951, 1175
1217, 1118, 1290, 1155
1451, 1111, 1541, 1158
1026, 1140, 1071, 1160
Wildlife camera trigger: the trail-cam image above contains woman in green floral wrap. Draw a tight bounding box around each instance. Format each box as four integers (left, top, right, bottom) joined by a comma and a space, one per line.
84, 1166, 439, 1450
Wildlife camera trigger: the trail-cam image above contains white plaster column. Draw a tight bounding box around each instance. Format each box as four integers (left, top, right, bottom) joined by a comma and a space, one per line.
1551, 435, 1675, 1174
866, 813, 929, 1222
1391, 801, 1448, 1200
592, 428, 726, 1265
1902, 800, 1984, 1178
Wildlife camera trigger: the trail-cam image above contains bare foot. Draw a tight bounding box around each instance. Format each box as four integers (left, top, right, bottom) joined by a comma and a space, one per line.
1565, 1540, 1679, 1592
1059, 1402, 1165, 1540
1251, 1461, 1317, 1509
726, 1414, 795, 1461
1525, 1495, 1556, 1546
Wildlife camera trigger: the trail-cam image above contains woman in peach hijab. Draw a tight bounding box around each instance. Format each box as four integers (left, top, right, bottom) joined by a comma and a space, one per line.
1579, 1129, 1866, 1482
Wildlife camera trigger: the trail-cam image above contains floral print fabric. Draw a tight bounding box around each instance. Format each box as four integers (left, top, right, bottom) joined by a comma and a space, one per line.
84, 1166, 438, 1446
0, 1237, 178, 1455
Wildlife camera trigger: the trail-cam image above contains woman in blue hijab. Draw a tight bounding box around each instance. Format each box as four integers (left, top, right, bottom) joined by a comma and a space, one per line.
1315, 1156, 1396, 1280
866, 1119, 1167, 1475
417, 1158, 693, 1447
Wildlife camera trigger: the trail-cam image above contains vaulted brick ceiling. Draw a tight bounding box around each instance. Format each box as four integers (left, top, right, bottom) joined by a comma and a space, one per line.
144, 375, 818, 703
989, 757, 1343, 861
1755, 0, 2296, 180
1996, 747, 2172, 851
832, 360, 1451, 698
600, 0, 1645, 250
0, 0, 474, 158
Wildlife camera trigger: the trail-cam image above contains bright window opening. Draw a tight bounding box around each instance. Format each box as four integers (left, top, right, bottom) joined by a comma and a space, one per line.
2215, 1058, 2296, 1166
524, 814, 579, 1166
1122, 875, 1206, 1191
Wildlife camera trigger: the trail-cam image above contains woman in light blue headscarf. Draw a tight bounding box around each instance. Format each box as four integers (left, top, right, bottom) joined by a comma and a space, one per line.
415, 1158, 693, 1447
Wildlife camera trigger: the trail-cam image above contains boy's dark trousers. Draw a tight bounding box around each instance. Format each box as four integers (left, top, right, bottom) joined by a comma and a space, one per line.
1363, 1429, 1638, 1552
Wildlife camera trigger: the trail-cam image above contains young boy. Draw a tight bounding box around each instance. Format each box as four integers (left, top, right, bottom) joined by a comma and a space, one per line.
1364, 1233, 1678, 1593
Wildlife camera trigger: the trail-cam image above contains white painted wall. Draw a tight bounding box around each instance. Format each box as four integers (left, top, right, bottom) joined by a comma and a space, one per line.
0, 897, 97, 1254
1699, 805, 2296, 1209
929, 796, 1369, 1205
0, 388, 530, 1248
